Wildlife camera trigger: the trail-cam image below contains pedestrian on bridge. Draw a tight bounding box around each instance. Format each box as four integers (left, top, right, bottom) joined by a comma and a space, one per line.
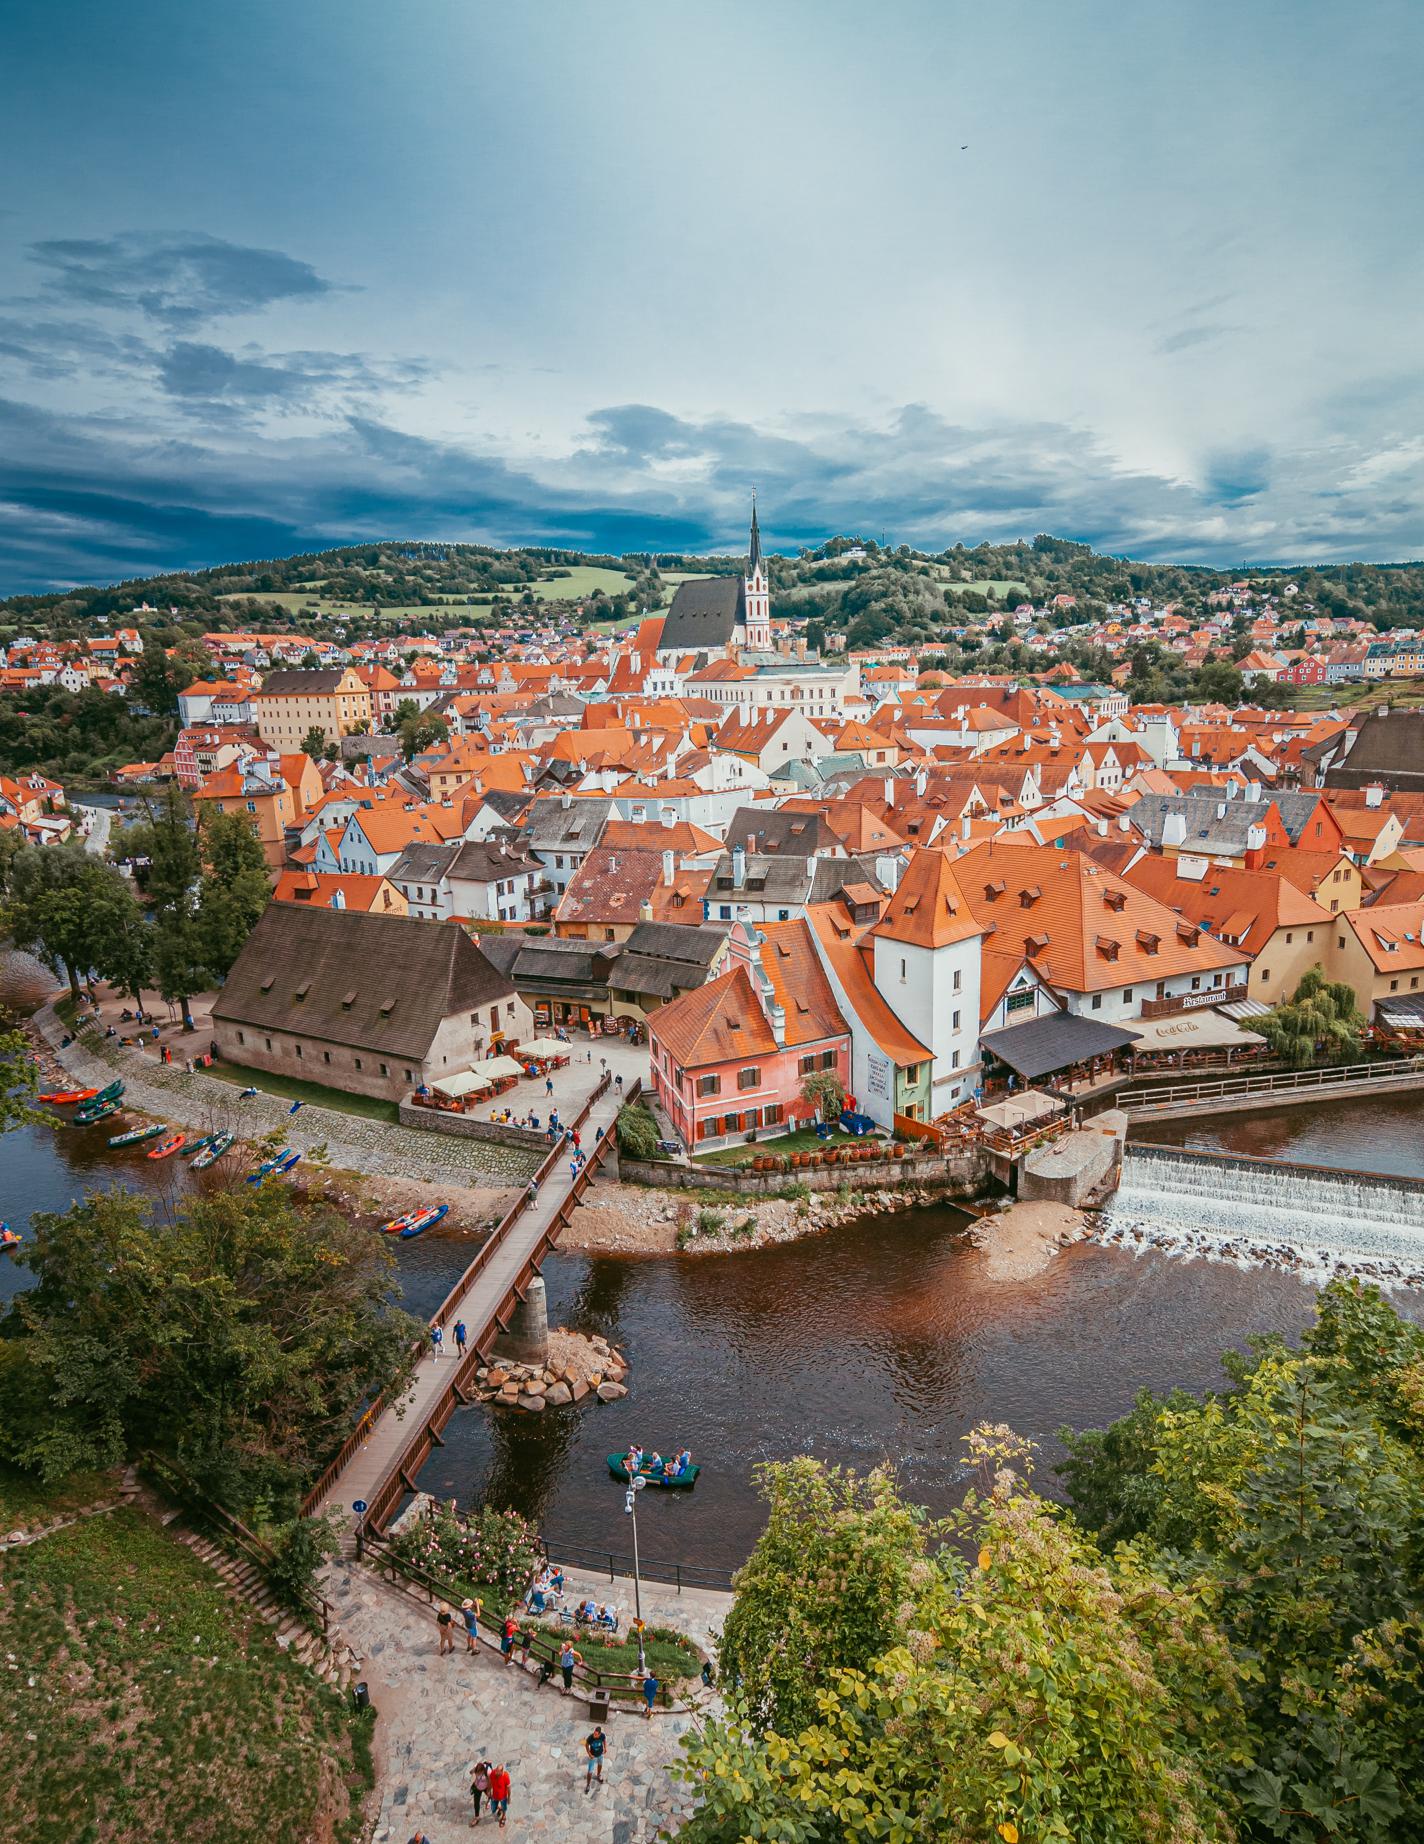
454, 1320, 467, 1356
431, 1323, 444, 1358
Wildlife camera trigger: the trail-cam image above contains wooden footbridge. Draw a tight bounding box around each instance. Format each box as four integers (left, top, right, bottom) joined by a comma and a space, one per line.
304, 1073, 633, 1540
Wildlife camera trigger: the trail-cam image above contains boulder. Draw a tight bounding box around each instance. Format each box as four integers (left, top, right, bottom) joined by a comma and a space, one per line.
523, 1377, 547, 1396
570, 1379, 590, 1403
476, 1367, 489, 1382
545, 1382, 573, 1407
596, 1381, 627, 1403
517, 1393, 547, 1413
486, 1368, 509, 1388
588, 1372, 603, 1389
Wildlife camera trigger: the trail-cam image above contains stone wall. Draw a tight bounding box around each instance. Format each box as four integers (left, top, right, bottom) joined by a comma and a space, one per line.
397, 1102, 548, 1150
619, 1147, 987, 1197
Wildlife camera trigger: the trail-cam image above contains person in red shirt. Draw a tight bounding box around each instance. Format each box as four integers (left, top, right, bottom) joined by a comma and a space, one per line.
487, 1763, 512, 1828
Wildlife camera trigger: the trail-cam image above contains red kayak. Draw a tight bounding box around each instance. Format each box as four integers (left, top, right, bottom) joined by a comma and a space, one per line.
39, 1087, 98, 1105
146, 1132, 186, 1160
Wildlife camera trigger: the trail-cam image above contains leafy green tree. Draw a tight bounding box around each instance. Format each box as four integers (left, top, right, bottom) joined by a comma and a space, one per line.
196, 808, 270, 975
1260, 964, 1367, 1069
800, 1068, 846, 1122
615, 1100, 661, 1160
678, 1436, 1243, 1844
4, 845, 149, 1003
300, 724, 327, 758
1195, 659, 1246, 704
0, 1026, 40, 1134
0, 1182, 419, 1517
143, 785, 206, 1029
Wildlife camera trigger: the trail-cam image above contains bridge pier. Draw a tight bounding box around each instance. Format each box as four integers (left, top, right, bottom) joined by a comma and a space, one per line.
492, 1274, 549, 1368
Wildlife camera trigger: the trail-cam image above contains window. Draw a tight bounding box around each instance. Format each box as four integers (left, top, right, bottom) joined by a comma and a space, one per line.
1122, 988, 1133, 1003
354, 1057, 362, 1070
1090, 993, 1102, 1010
379, 1062, 389, 1076
1390, 979, 1399, 992
952, 969, 962, 993
1338, 936, 1346, 949
1261, 969, 1270, 982
1006, 988, 1034, 1015
323, 1050, 331, 1064
900, 957, 907, 981
1307, 929, 1314, 941
762, 1102, 783, 1127
236, 1029, 246, 1045
1190, 976, 1201, 991
506, 1001, 515, 1016
719, 904, 731, 919
1285, 931, 1293, 943
696, 1073, 721, 1097
737, 1066, 760, 1090
294, 1044, 302, 1058
405, 1070, 414, 1082
950, 1050, 960, 1068
264, 1036, 272, 1051
952, 1010, 961, 1030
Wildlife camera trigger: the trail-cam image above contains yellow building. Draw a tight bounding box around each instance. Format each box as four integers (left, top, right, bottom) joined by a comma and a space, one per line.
1330, 902, 1424, 1018
251, 668, 373, 751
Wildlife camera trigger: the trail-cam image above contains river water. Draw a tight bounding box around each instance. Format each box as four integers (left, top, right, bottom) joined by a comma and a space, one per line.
6, 945, 1423, 1572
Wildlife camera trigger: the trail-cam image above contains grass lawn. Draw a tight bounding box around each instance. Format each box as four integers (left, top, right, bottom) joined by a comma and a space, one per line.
527, 1619, 702, 1684
205, 1061, 398, 1123
0, 1461, 115, 1535
529, 564, 637, 601
693, 1125, 876, 1168
0, 1506, 372, 1844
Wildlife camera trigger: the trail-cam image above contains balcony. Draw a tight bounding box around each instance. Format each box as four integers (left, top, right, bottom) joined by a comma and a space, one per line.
1138, 982, 1247, 1019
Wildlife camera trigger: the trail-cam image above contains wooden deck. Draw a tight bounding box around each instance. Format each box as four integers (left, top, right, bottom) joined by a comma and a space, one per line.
313, 1077, 627, 1527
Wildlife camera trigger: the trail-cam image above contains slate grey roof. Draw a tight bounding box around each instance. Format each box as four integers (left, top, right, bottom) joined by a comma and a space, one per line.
523, 796, 616, 852
722, 805, 842, 857
482, 923, 721, 1004
388, 840, 460, 886
980, 1012, 1141, 1080
659, 576, 745, 653
621, 920, 726, 968
257, 669, 351, 696
1323, 709, 1424, 791
707, 851, 886, 906
1128, 789, 1327, 853
212, 907, 512, 1061
447, 838, 540, 883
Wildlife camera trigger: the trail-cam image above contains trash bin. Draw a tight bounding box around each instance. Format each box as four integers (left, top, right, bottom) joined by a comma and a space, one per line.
586, 1685, 611, 1722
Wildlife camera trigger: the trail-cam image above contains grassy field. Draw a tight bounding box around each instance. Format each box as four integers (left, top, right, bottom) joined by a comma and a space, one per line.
1, 1506, 372, 1844
526, 565, 637, 601
205, 1061, 399, 1123
0, 1462, 115, 1534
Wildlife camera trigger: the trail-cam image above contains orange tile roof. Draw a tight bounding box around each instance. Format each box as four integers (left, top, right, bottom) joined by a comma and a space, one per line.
650, 965, 777, 1065
804, 904, 929, 1066
1123, 857, 1331, 956
1344, 902, 1424, 973
753, 919, 850, 1049
870, 848, 982, 950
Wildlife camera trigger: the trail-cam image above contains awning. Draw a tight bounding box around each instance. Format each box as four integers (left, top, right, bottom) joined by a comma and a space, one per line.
431, 1070, 493, 1098
1375, 996, 1424, 1027
976, 1089, 1062, 1129
980, 1012, 1141, 1081
1126, 1009, 1264, 1052
520, 1037, 569, 1058
469, 1054, 525, 1079
1217, 996, 1272, 1021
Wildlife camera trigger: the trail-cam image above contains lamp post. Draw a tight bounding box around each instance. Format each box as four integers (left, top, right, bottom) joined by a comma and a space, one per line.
623, 1473, 647, 1675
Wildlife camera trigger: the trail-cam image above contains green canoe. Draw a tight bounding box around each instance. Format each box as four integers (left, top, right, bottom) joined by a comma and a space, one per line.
606, 1454, 700, 1488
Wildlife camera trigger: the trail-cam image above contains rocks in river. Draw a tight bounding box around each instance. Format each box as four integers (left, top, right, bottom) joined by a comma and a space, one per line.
596, 1381, 627, 1402
473, 1325, 629, 1411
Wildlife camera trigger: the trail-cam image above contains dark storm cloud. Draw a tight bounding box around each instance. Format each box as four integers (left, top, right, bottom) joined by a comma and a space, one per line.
24, 232, 344, 328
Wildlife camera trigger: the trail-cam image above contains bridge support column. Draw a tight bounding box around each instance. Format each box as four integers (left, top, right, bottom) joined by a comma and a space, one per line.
493, 1276, 549, 1368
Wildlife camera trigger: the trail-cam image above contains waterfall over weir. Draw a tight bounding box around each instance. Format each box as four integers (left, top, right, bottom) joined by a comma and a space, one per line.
1097, 1145, 1424, 1287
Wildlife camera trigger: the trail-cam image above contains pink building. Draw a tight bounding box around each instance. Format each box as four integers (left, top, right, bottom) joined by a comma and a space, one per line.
649, 920, 851, 1151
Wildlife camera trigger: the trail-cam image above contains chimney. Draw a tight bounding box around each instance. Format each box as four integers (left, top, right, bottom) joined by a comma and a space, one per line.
733, 845, 747, 888
1365, 783, 1384, 809
915, 769, 927, 796
639, 898, 654, 921
662, 848, 675, 887
882, 776, 895, 807
1162, 811, 1188, 848
561, 790, 571, 809
331, 887, 346, 909
1096, 818, 1108, 836
1245, 822, 1267, 868
662, 808, 676, 828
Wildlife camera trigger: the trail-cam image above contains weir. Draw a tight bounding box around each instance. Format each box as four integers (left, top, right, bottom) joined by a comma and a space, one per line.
1097, 1144, 1424, 1283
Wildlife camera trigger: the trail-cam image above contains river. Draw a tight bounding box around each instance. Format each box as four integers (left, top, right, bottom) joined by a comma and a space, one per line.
6, 945, 1423, 1572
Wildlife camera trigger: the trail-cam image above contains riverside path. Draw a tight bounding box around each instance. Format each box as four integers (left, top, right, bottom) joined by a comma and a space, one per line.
311, 1071, 628, 1529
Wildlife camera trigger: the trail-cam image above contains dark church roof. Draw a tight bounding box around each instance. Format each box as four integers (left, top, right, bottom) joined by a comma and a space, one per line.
659, 576, 745, 653
1323, 709, 1424, 792
213, 906, 512, 1060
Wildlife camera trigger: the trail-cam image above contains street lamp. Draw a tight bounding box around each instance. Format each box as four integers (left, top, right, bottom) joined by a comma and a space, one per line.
623, 1473, 647, 1675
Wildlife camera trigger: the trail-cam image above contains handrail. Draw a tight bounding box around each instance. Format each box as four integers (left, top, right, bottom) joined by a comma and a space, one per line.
1119, 1053, 1424, 1110
538, 1533, 734, 1594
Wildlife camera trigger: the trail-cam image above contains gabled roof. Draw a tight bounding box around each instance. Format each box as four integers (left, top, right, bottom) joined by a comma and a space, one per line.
659, 576, 745, 653
804, 903, 930, 1067
754, 919, 849, 1048
650, 964, 777, 1065
870, 848, 981, 950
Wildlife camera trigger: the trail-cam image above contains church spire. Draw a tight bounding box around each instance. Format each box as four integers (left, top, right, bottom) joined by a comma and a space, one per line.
748, 491, 762, 574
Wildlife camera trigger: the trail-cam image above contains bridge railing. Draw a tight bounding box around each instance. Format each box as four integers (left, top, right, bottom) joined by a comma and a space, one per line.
1118, 1054, 1424, 1111
539, 1533, 734, 1594
325, 1076, 636, 1537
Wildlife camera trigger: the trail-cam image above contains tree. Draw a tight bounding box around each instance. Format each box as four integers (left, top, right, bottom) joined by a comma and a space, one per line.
398, 708, 449, 760
143, 785, 205, 1030
1259, 964, 1367, 1068
0, 1026, 40, 1135
196, 808, 270, 976
0, 1182, 420, 1517
300, 724, 327, 759
4, 845, 149, 1003
800, 1067, 846, 1122
1195, 659, 1245, 704
615, 1100, 661, 1160
676, 1437, 1243, 1844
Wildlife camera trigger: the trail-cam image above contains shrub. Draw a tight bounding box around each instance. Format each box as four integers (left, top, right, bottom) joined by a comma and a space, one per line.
616, 1100, 661, 1160
695, 1207, 726, 1235
390, 1504, 542, 1609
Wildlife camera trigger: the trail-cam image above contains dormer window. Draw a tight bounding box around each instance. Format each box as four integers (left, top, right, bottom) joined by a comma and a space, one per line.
341, 989, 357, 1010
1103, 889, 1127, 912
1136, 930, 1160, 954
984, 880, 1005, 902
1095, 935, 1120, 961
1025, 931, 1050, 955
1019, 885, 1042, 908
293, 980, 311, 1002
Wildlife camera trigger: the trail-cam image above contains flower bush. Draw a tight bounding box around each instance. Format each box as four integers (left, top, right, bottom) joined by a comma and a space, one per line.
389, 1503, 542, 1610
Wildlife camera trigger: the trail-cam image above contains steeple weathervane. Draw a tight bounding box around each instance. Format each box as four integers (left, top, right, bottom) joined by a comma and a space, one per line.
748, 490, 762, 575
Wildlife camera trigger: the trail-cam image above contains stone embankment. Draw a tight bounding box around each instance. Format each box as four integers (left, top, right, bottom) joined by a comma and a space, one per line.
560, 1176, 969, 1255
475, 1327, 629, 1411
29, 1001, 542, 1192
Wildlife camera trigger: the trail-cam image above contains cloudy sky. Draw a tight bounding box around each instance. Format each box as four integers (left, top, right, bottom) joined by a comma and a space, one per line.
2, 0, 1422, 591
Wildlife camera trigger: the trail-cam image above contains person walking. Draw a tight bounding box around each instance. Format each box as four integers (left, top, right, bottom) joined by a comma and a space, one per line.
470, 1759, 492, 1825
461, 1596, 482, 1653
500, 1613, 518, 1665
584, 1724, 606, 1790
545, 1075, 554, 1097
454, 1320, 467, 1357
436, 1602, 455, 1655
641, 1669, 660, 1718
431, 1323, 444, 1358
487, 1763, 511, 1829
559, 1637, 582, 1694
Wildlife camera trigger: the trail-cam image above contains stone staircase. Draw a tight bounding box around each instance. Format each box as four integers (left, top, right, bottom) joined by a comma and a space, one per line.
167, 1519, 363, 1692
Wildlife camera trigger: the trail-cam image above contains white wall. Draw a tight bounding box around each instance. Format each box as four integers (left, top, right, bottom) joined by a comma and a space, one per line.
872, 932, 981, 1112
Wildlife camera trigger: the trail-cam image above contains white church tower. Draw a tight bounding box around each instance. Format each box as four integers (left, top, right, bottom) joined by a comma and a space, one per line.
742, 495, 772, 651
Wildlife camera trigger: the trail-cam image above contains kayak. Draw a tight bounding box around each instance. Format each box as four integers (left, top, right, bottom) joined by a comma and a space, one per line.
93, 1080, 125, 1104
147, 1132, 186, 1160
72, 1098, 121, 1124
109, 1122, 166, 1149
247, 1148, 292, 1183
273, 1150, 301, 1176
399, 1204, 448, 1239
181, 1133, 216, 1158
191, 1131, 234, 1170
381, 1209, 418, 1235
0, 1223, 20, 1254
606, 1454, 700, 1488
39, 1087, 97, 1105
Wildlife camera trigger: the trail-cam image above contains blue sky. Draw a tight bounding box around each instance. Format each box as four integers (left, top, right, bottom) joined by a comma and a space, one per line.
2, 0, 1422, 591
